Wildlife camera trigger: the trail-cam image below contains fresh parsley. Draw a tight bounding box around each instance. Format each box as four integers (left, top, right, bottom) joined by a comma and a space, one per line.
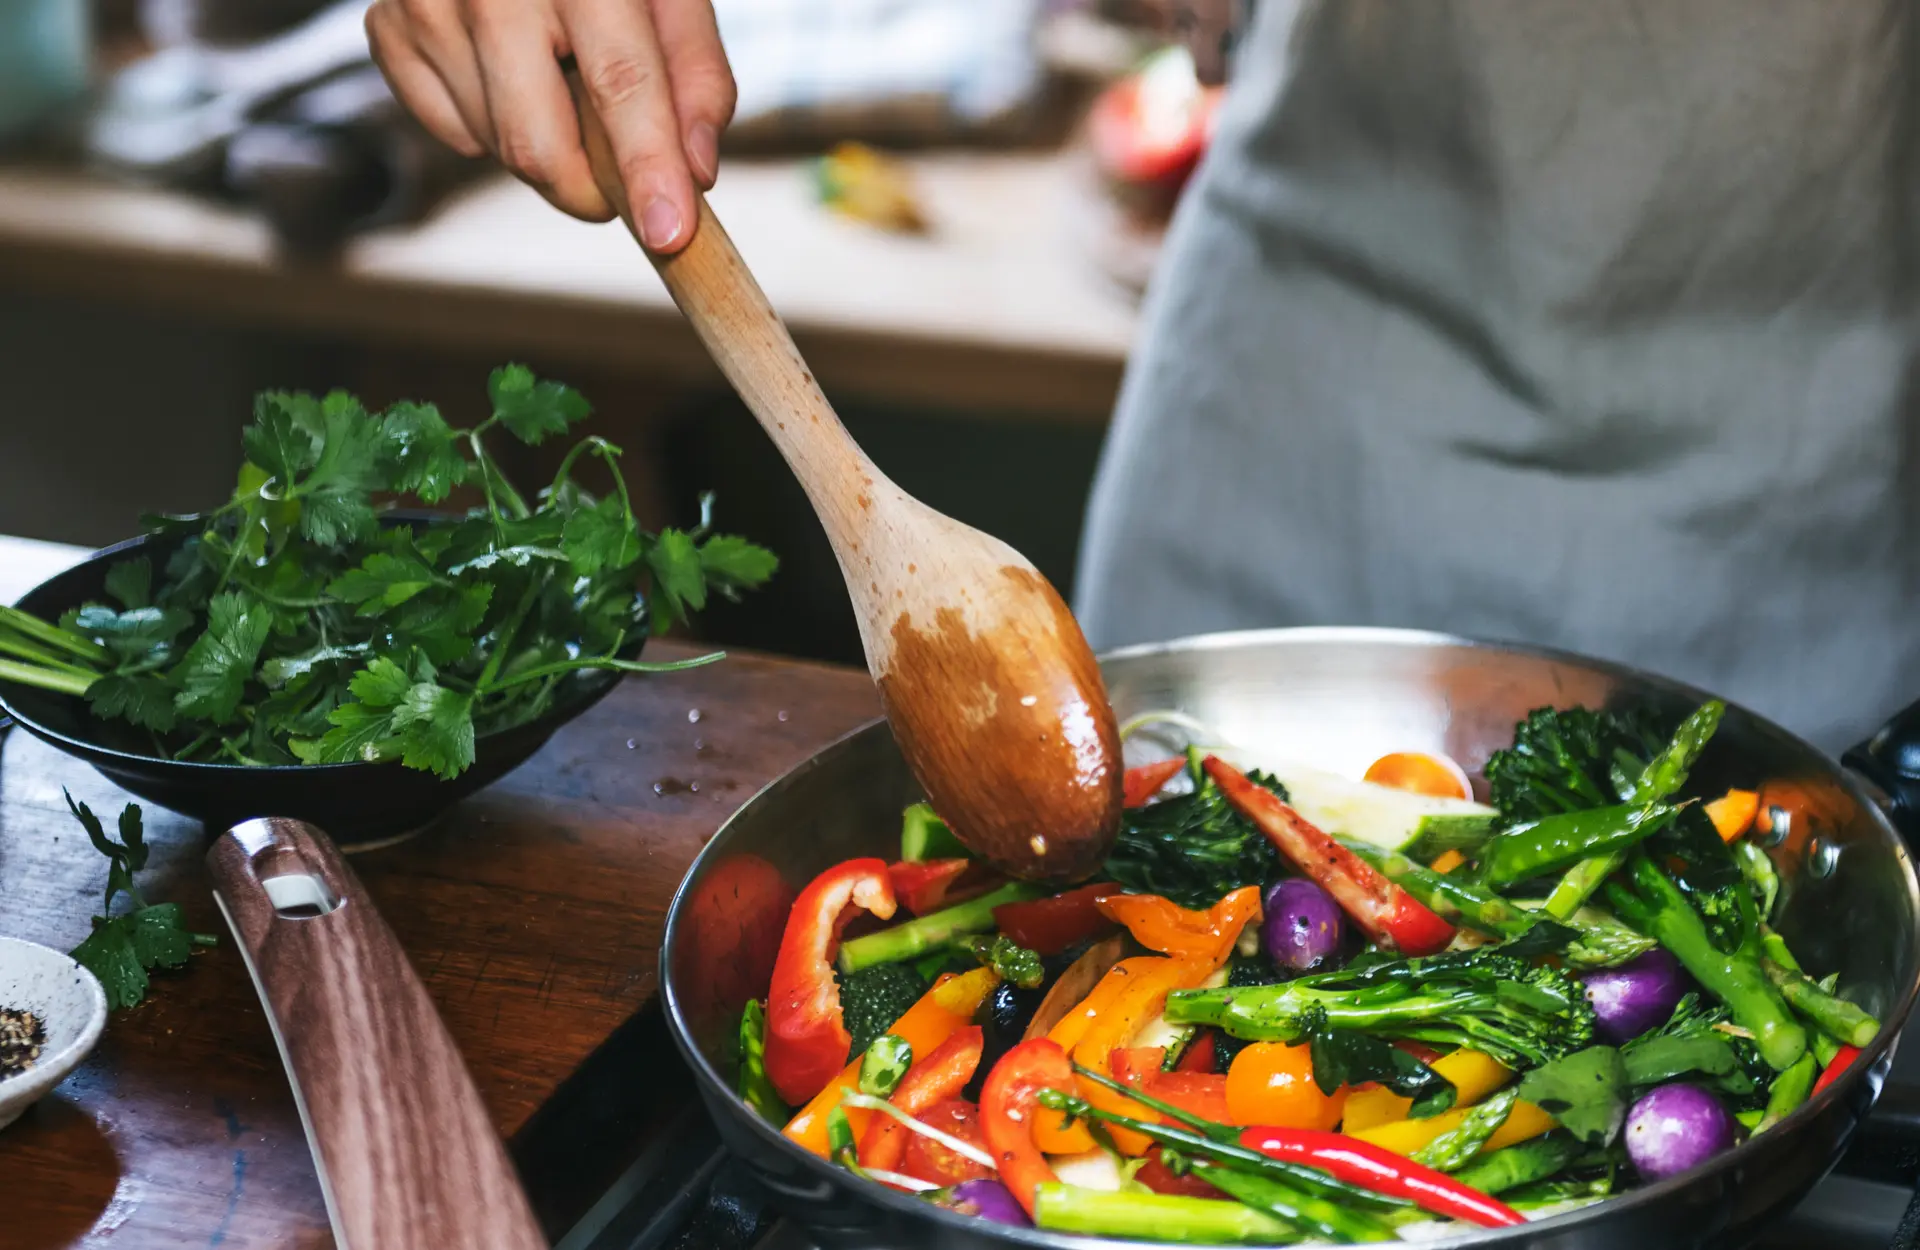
0, 366, 777, 778
64, 791, 217, 1011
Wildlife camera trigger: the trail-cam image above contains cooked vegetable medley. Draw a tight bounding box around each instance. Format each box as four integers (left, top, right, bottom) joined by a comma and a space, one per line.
737, 704, 1880, 1241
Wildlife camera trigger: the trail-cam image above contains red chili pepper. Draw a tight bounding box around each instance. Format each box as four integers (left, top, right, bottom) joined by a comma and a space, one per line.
1124, 757, 1189, 807
886, 858, 971, 915
900, 1099, 993, 1187
859, 1026, 986, 1173
1813, 1044, 1861, 1097
1204, 756, 1457, 956
1238, 1127, 1524, 1228
1175, 1029, 1218, 1074
981, 1039, 1074, 1218
993, 882, 1120, 955
764, 858, 897, 1106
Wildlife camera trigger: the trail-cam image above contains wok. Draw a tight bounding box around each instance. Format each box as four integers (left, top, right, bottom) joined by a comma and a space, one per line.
658, 627, 1920, 1249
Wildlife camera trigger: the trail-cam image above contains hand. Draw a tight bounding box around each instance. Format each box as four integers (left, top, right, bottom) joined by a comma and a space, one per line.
366, 0, 734, 251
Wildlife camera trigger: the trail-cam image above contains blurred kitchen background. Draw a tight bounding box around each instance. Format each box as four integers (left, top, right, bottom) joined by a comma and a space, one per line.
0, 0, 1227, 663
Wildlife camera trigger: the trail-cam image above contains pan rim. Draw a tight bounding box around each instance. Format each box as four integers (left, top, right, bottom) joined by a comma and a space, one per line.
658, 624, 1920, 1248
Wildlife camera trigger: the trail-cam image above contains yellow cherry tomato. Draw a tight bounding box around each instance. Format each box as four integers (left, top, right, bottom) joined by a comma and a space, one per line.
1225, 1042, 1346, 1130
1363, 752, 1472, 801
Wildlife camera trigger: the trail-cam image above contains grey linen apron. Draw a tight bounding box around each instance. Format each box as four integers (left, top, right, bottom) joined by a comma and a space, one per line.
1074, 0, 1920, 752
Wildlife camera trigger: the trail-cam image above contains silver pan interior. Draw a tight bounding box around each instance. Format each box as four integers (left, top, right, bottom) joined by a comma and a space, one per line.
661, 627, 1920, 1248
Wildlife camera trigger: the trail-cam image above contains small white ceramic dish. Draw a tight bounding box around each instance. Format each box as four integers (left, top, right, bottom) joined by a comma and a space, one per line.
0, 934, 108, 1130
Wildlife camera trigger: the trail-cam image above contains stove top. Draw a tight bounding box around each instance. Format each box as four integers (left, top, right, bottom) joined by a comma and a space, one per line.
516, 1001, 1920, 1250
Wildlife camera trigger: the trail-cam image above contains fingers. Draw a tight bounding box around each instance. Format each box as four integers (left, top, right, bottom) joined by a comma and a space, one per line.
560, 0, 695, 251
365, 1, 484, 157
470, 4, 616, 220
650, 0, 736, 189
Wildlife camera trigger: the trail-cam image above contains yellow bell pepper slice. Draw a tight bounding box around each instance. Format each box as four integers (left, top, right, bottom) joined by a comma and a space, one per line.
1340, 1049, 1512, 1132
783, 967, 996, 1156
1349, 1096, 1557, 1157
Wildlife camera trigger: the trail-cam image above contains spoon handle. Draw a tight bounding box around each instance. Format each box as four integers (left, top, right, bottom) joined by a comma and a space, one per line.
564, 71, 880, 545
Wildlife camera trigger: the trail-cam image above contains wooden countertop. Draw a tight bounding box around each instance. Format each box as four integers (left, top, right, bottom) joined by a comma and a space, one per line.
0, 152, 1137, 419
0, 538, 882, 1247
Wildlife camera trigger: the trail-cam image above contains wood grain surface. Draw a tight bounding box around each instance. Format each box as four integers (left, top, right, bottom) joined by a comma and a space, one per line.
208, 818, 546, 1250
0, 642, 879, 1248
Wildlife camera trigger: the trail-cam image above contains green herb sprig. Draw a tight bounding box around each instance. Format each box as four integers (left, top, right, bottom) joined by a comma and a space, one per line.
0, 365, 776, 777
64, 792, 217, 1010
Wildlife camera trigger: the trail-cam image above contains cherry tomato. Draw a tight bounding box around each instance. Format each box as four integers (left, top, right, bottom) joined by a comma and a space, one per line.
1225, 1042, 1346, 1130
1364, 752, 1472, 801
900, 1098, 993, 1186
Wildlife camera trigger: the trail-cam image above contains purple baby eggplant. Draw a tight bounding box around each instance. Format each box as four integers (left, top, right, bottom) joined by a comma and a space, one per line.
942, 1178, 1032, 1226
1262, 878, 1346, 972
1583, 948, 1689, 1044
1625, 1083, 1736, 1181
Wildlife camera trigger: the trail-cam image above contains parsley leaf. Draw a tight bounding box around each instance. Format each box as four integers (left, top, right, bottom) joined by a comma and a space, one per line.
87, 673, 179, 731
327, 551, 442, 615
699, 534, 780, 594
104, 558, 152, 610
489, 363, 591, 444
171, 593, 271, 723
62, 791, 215, 1011
562, 495, 643, 573
381, 400, 465, 502
67, 603, 193, 667
647, 527, 707, 631
242, 392, 321, 488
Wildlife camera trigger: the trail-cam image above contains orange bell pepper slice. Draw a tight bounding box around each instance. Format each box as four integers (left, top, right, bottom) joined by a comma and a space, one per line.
1095, 886, 1263, 966
1070, 956, 1216, 1155
1707, 789, 1760, 841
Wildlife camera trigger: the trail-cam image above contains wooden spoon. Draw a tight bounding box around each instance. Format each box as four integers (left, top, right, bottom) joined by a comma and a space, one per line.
563, 75, 1121, 880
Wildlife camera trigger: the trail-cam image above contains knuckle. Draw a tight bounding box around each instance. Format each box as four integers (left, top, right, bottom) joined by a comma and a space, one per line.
494, 128, 553, 181
585, 55, 657, 107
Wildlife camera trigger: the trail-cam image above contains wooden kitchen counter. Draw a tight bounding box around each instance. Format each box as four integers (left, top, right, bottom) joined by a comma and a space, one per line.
0, 151, 1136, 420
0, 542, 883, 1247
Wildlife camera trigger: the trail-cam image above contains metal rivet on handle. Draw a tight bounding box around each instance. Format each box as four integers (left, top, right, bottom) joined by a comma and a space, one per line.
1808, 836, 1840, 879
1758, 806, 1791, 847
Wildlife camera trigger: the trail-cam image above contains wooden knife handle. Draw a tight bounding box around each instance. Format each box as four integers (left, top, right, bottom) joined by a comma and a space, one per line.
207, 817, 546, 1250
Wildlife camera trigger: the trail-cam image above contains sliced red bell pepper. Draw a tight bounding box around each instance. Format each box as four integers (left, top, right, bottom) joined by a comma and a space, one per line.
993, 882, 1120, 956
900, 1098, 993, 1186
764, 858, 897, 1105
981, 1039, 1075, 1218
1814, 1044, 1861, 1097
1111, 1046, 1233, 1125
1204, 756, 1457, 956
1124, 757, 1189, 807
1134, 1154, 1223, 1199
1175, 1029, 1218, 1074
859, 1025, 985, 1172
887, 858, 971, 916
1238, 1127, 1524, 1228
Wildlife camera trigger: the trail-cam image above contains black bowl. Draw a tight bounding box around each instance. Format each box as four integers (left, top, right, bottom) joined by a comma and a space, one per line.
0, 531, 634, 846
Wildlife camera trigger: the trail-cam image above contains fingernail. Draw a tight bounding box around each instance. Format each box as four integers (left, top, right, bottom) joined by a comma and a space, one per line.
688, 122, 719, 186
640, 196, 683, 249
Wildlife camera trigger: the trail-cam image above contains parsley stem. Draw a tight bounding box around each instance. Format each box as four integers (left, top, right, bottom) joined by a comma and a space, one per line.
0, 656, 96, 697
479, 651, 725, 694
470, 430, 509, 539
477, 579, 541, 690
0, 605, 109, 664
0, 629, 100, 678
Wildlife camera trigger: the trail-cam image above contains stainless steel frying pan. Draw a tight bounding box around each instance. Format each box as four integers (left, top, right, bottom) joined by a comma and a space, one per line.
659, 627, 1920, 1249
